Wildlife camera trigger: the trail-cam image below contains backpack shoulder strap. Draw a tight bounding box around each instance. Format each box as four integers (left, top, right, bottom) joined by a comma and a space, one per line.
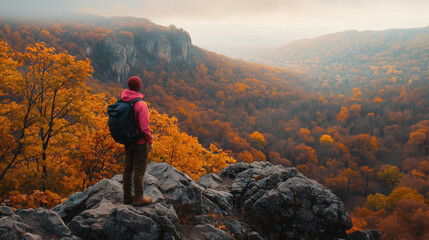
130, 98, 143, 105
129, 98, 143, 129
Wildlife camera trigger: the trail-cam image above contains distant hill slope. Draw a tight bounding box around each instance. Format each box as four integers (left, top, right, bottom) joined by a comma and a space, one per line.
260, 27, 429, 86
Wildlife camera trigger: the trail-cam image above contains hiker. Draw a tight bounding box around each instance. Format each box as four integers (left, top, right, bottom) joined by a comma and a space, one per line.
120, 76, 153, 205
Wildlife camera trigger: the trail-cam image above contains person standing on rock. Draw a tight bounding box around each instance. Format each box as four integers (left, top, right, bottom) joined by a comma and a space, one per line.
120, 76, 153, 206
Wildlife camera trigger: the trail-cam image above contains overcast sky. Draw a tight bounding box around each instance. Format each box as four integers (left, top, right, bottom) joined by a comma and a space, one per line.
1, 0, 428, 50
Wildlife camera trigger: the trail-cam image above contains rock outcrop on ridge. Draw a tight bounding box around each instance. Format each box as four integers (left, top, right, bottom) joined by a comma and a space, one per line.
90, 25, 192, 83
0, 161, 381, 240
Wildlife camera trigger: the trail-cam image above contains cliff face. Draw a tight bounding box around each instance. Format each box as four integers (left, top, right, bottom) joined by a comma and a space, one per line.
89, 26, 192, 82
0, 162, 381, 240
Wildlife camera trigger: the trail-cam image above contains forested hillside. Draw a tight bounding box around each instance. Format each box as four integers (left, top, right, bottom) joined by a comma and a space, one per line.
263, 27, 428, 86
248, 27, 429, 238
1, 17, 429, 238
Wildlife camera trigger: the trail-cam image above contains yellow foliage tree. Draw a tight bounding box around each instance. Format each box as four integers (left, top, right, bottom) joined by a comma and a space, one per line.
0, 41, 19, 188
296, 164, 309, 175
0, 41, 94, 194
367, 187, 425, 211
385, 187, 425, 211
366, 193, 388, 211
319, 134, 335, 145
377, 165, 404, 188
249, 131, 267, 150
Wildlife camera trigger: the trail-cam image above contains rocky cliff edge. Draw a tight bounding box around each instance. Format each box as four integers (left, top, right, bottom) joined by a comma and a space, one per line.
0, 161, 381, 240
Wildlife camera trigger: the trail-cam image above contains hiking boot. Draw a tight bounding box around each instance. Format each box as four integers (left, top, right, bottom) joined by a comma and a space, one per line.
133, 195, 152, 206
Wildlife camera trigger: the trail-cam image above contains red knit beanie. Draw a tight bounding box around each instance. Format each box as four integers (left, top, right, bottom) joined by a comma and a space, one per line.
127, 76, 142, 91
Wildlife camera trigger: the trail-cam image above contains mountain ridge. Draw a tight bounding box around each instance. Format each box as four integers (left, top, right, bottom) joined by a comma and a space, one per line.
241, 26, 429, 79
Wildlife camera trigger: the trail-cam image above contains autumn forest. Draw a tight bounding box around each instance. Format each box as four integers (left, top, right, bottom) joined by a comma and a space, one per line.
0, 16, 428, 239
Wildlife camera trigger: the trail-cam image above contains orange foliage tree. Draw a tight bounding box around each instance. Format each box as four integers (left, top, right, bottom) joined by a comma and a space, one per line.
0, 41, 94, 196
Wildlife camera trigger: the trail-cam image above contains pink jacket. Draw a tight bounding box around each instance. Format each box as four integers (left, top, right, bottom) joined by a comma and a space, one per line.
120, 89, 153, 144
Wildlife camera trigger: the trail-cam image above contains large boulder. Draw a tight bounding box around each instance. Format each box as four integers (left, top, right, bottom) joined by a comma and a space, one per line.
0, 215, 29, 240
145, 162, 205, 219
51, 178, 124, 240
52, 178, 124, 222
0, 206, 80, 240
66, 200, 116, 239
103, 203, 181, 240
197, 173, 223, 189
218, 161, 352, 239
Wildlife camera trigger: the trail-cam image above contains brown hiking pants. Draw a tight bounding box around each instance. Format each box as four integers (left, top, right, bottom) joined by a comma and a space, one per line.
123, 142, 149, 201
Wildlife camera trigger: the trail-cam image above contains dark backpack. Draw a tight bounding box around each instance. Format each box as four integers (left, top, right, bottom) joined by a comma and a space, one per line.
107, 97, 143, 145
